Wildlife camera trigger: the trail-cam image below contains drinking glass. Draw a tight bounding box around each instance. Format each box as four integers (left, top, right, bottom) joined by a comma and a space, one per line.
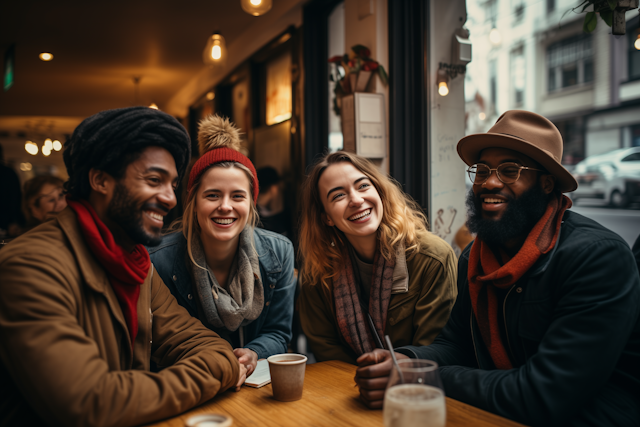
383, 359, 446, 427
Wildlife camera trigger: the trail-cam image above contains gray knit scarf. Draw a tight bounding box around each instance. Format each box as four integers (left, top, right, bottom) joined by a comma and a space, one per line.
190, 227, 264, 331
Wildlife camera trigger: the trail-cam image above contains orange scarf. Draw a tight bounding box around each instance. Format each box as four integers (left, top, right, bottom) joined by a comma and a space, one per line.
468, 193, 571, 369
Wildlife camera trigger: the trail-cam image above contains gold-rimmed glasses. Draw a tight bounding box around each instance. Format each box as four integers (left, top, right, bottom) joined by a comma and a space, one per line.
467, 162, 545, 185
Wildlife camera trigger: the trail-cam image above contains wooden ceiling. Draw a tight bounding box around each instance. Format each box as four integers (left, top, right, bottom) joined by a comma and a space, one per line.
0, 0, 303, 170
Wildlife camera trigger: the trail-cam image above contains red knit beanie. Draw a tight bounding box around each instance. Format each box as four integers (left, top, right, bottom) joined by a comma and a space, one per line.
187, 116, 259, 204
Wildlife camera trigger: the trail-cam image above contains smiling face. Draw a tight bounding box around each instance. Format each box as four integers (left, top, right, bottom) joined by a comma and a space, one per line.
195, 165, 252, 245
467, 147, 555, 249
318, 162, 383, 250
106, 146, 178, 246
472, 147, 552, 220
31, 183, 67, 222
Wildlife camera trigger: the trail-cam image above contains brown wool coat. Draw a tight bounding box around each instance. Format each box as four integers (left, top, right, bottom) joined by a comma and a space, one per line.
0, 208, 239, 427
299, 232, 458, 365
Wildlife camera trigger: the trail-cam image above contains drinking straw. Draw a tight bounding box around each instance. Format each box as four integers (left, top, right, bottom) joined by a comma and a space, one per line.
384, 335, 404, 385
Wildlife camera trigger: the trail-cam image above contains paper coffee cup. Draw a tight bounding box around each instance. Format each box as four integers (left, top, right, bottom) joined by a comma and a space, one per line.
267, 354, 307, 401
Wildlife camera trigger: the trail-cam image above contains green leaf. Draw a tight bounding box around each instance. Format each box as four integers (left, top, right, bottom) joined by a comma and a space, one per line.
377, 66, 389, 86
583, 11, 597, 32
607, 0, 618, 11
600, 10, 613, 27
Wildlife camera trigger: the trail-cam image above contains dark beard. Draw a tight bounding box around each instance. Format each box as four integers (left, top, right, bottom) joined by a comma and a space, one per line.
466, 185, 550, 247
107, 181, 167, 247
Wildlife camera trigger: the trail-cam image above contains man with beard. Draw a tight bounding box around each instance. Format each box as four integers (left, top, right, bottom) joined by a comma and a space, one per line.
354, 110, 640, 426
0, 107, 245, 427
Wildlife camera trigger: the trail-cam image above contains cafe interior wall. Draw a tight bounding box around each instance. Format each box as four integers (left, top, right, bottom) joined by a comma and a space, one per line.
428, 0, 470, 256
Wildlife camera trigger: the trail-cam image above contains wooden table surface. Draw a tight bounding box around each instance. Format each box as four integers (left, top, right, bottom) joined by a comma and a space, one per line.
146, 360, 525, 427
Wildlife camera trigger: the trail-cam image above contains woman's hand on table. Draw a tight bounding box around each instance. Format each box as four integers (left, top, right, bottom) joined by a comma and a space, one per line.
234, 348, 258, 377
354, 349, 410, 409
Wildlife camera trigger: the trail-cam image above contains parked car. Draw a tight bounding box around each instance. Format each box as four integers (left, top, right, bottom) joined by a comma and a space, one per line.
571, 147, 640, 208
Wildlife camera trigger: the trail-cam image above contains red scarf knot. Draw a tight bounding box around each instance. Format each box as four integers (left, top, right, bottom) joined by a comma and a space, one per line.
67, 198, 151, 346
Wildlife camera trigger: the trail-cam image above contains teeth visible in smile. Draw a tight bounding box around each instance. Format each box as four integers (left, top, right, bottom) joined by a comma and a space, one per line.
147, 211, 164, 221
212, 218, 236, 225
349, 209, 371, 221
484, 198, 504, 204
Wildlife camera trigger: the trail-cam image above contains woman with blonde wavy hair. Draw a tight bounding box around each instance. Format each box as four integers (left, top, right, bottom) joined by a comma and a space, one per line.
298, 151, 457, 365
149, 115, 295, 381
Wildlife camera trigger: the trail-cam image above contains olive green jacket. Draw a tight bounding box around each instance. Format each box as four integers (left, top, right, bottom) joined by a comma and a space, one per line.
0, 208, 239, 427
299, 232, 458, 364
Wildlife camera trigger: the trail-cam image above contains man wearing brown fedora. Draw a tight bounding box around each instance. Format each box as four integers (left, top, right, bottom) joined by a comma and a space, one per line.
354, 110, 640, 426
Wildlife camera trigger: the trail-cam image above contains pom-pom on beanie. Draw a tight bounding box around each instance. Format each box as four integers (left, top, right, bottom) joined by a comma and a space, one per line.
188, 115, 259, 204
64, 106, 191, 199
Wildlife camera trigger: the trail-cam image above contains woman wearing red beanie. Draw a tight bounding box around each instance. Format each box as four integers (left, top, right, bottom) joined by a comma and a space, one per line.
149, 115, 295, 378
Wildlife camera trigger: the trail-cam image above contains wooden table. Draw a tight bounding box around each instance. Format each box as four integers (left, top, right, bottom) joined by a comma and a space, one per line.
146, 360, 525, 427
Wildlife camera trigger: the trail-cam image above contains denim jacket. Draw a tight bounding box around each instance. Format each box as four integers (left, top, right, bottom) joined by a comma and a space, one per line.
148, 228, 296, 360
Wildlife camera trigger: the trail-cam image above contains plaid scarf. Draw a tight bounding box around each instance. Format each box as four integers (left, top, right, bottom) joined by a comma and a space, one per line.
468, 193, 571, 369
333, 246, 395, 356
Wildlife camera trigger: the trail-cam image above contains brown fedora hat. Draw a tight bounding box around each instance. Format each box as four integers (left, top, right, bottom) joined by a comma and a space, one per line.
457, 110, 578, 192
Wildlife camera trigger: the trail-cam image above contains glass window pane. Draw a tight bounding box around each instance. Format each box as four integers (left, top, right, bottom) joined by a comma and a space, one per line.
562, 66, 578, 88
584, 60, 594, 83
548, 67, 556, 91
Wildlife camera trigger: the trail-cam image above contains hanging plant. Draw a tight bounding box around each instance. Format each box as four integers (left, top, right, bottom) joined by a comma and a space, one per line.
571, 0, 639, 34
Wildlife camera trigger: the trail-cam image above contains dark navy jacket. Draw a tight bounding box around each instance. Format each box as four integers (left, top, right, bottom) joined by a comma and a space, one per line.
148, 228, 295, 359
399, 211, 640, 427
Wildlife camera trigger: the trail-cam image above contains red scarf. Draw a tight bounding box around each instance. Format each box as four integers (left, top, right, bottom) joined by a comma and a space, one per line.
468, 193, 571, 370
67, 198, 150, 346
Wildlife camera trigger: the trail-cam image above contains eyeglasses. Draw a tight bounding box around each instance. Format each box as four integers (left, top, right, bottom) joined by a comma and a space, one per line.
467, 162, 545, 185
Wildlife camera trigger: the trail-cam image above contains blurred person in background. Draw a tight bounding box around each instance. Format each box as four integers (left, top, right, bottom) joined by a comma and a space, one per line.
0, 144, 25, 238
298, 151, 457, 365
22, 175, 67, 229
256, 166, 292, 238
0, 107, 242, 427
355, 111, 640, 426
149, 116, 295, 378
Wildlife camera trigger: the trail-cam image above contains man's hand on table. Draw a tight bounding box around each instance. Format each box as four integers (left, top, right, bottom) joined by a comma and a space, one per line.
354, 349, 410, 409
234, 348, 258, 377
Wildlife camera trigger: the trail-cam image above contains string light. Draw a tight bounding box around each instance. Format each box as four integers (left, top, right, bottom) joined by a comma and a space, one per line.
39, 52, 53, 61
53, 140, 62, 151
25, 141, 38, 155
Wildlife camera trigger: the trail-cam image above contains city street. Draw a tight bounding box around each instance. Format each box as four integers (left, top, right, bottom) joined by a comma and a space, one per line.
571, 200, 640, 248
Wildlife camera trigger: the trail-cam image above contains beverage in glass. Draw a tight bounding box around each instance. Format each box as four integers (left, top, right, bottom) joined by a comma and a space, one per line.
383, 359, 445, 427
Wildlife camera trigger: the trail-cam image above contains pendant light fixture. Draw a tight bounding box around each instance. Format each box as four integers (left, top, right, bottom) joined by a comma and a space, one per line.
240, 0, 272, 16
203, 31, 227, 66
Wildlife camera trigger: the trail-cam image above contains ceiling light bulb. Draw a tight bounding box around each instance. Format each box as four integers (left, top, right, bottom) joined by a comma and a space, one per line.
203, 32, 227, 65
212, 45, 222, 60
39, 52, 53, 61
635, 35, 640, 51
206, 91, 215, 100
25, 141, 38, 155
53, 140, 62, 151
438, 82, 449, 96
43, 146, 51, 156
44, 138, 53, 150
489, 28, 502, 46
241, 0, 272, 16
